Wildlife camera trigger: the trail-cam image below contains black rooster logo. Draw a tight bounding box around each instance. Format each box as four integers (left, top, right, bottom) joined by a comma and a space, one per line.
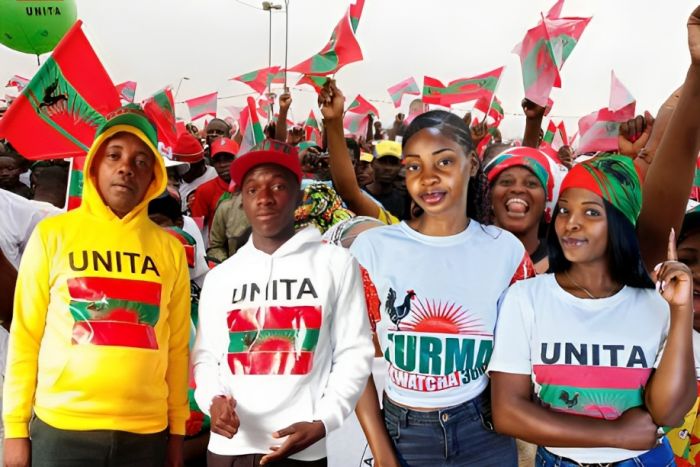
385, 288, 416, 330
39, 79, 68, 109
559, 390, 580, 409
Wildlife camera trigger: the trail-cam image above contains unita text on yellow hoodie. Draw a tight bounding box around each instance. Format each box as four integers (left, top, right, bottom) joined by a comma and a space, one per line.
3, 118, 191, 438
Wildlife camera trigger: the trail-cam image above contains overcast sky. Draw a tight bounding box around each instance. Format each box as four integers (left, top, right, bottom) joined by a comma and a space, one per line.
1, 0, 697, 139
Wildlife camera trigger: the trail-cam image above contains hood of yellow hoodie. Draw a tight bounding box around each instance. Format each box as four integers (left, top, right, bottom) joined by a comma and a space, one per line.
81, 116, 167, 224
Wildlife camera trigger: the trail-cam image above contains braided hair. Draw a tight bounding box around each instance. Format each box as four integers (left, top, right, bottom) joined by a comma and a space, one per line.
402, 110, 491, 224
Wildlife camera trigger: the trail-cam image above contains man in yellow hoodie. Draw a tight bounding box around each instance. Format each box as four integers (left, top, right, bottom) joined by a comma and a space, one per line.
3, 106, 191, 467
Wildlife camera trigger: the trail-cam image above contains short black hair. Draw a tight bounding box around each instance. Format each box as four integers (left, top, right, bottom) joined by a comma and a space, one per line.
547, 198, 654, 289
148, 194, 183, 224
345, 138, 360, 163
402, 110, 490, 224
33, 164, 68, 189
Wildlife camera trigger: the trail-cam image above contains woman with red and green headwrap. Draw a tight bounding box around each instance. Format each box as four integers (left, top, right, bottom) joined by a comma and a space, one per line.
485, 147, 564, 274
488, 154, 696, 466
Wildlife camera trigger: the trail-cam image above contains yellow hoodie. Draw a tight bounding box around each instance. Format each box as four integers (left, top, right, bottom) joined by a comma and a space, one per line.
3, 121, 191, 438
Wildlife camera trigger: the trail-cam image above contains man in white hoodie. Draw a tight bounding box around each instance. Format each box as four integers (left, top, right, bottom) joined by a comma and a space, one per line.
193, 139, 374, 466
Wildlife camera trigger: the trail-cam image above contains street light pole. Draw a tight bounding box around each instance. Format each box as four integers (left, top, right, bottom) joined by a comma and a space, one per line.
262, 1, 282, 98
174, 76, 190, 100
284, 0, 289, 89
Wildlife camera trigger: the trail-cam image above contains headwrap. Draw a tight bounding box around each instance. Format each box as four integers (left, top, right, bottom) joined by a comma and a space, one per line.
560, 153, 641, 226
485, 146, 556, 220
294, 182, 354, 233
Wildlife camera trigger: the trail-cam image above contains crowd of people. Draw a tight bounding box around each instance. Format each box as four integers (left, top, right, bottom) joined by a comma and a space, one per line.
0, 4, 700, 467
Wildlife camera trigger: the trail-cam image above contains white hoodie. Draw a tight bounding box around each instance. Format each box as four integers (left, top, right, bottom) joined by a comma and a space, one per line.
193, 227, 374, 460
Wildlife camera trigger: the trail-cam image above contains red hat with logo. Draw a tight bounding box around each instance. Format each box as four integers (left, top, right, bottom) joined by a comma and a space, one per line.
172, 132, 204, 163
230, 139, 302, 187
210, 137, 240, 158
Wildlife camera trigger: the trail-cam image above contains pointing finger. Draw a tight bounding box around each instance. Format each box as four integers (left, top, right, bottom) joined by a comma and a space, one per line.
668, 228, 678, 261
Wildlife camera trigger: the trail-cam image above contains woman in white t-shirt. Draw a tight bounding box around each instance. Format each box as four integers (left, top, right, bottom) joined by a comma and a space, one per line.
488, 154, 696, 466
319, 80, 534, 466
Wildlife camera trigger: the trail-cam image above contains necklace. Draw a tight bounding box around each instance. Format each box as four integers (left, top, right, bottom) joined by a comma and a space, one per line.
564, 270, 598, 299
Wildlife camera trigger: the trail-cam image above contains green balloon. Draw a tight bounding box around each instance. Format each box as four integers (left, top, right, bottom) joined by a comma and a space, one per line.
0, 0, 77, 55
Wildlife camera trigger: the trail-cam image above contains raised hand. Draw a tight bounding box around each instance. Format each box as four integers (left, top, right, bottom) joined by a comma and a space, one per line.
618, 111, 654, 157
279, 88, 292, 113
688, 5, 700, 64
259, 421, 326, 465
209, 395, 240, 439
318, 79, 345, 121
556, 145, 574, 169
470, 121, 489, 144
653, 229, 693, 309
521, 98, 546, 120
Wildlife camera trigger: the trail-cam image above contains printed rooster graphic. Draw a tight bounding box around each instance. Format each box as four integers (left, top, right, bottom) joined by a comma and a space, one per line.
385, 288, 416, 330
559, 390, 580, 409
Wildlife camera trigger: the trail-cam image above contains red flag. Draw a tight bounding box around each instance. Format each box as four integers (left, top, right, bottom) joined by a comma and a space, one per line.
387, 77, 420, 108
423, 67, 503, 107
65, 155, 87, 210
346, 94, 379, 117
304, 110, 322, 146
349, 0, 365, 32
343, 111, 368, 137
609, 71, 635, 112
288, 8, 363, 76
231, 66, 281, 94
116, 80, 137, 103
176, 121, 187, 137
557, 121, 568, 146
142, 87, 177, 154
185, 92, 218, 120
0, 20, 121, 160
257, 94, 273, 120
5, 75, 30, 91
543, 15, 591, 72
577, 107, 633, 154
546, 0, 565, 19
296, 74, 328, 92
512, 19, 560, 107
474, 95, 504, 126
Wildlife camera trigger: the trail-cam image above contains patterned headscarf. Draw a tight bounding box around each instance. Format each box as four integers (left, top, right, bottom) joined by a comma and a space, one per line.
560, 153, 641, 226
485, 146, 557, 221
294, 182, 354, 233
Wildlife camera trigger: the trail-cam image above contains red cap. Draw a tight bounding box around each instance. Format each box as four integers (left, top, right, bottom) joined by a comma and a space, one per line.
230, 139, 303, 187
210, 137, 240, 158
172, 132, 204, 163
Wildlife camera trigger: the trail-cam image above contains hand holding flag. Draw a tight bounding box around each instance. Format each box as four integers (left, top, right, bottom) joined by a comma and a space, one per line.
618, 111, 654, 158
318, 79, 345, 122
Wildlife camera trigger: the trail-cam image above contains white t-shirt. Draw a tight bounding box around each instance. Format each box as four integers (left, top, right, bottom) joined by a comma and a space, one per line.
350, 220, 532, 408
488, 274, 670, 464
0, 189, 61, 269
179, 166, 218, 211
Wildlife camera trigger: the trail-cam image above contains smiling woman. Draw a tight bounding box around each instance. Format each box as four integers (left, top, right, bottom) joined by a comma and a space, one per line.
489, 154, 697, 467
348, 109, 535, 467
485, 147, 555, 273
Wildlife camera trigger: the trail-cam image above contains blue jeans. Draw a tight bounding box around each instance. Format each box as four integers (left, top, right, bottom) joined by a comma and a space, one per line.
535, 438, 676, 467
383, 393, 517, 467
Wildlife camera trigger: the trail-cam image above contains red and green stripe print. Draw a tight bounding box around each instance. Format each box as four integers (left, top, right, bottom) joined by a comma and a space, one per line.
68, 277, 162, 349
423, 67, 503, 107
226, 305, 322, 375
534, 364, 651, 420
